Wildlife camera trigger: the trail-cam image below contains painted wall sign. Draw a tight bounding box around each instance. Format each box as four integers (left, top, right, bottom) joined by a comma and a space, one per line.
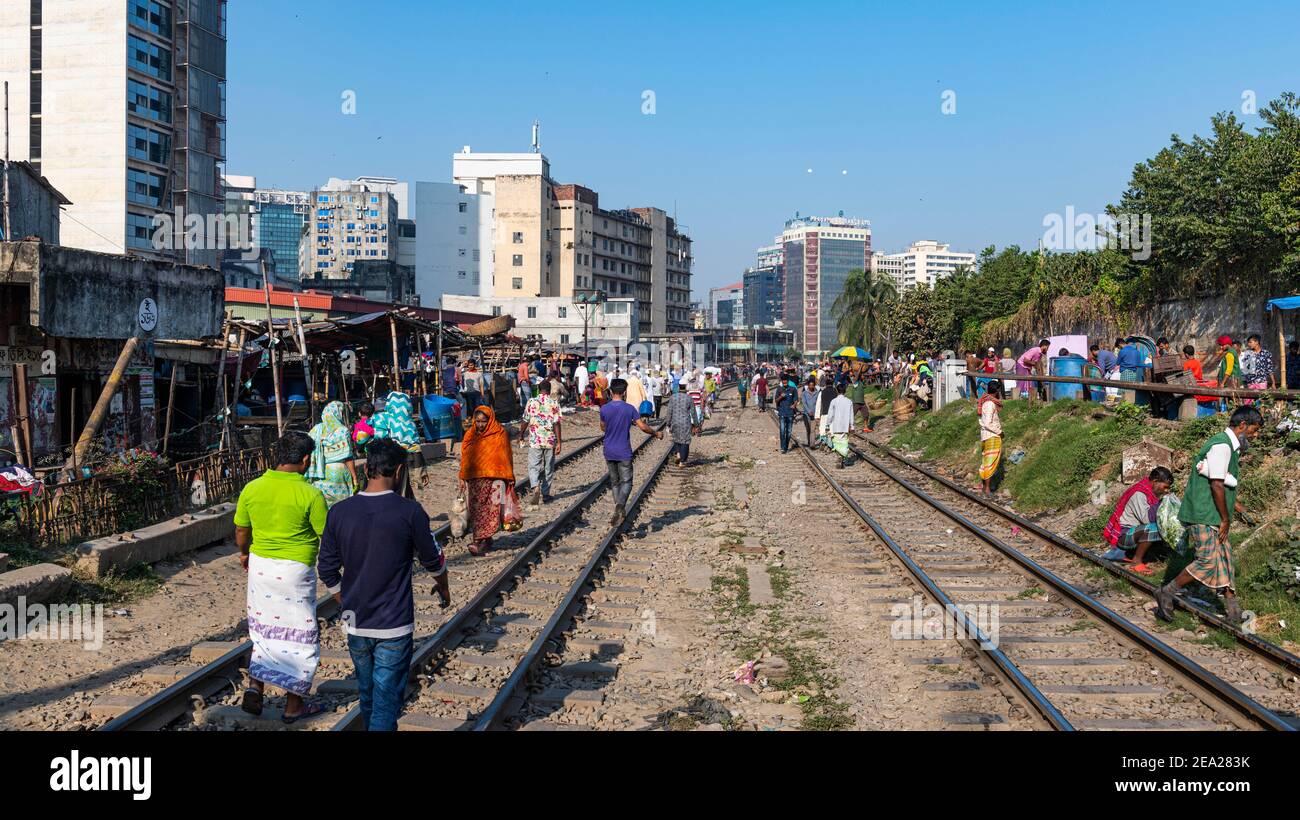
0, 347, 45, 366
138, 298, 159, 333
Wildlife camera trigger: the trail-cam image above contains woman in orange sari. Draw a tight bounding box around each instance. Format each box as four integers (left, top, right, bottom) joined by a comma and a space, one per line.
458, 406, 516, 556
592, 370, 609, 406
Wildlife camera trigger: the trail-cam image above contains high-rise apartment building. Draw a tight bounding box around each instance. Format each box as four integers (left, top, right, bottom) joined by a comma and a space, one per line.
451, 148, 550, 299
256, 193, 310, 277
450, 147, 692, 335
222, 174, 312, 278
1, 0, 228, 268
743, 242, 785, 328
710, 282, 743, 328
872, 240, 977, 291
413, 181, 481, 302
305, 178, 400, 280
776, 214, 871, 354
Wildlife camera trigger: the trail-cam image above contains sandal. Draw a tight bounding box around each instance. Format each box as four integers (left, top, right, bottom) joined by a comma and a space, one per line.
1130, 563, 1155, 576
281, 701, 327, 724
240, 687, 263, 716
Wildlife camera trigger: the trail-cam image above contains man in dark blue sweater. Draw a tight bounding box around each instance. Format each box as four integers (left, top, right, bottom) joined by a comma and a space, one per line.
318, 438, 449, 731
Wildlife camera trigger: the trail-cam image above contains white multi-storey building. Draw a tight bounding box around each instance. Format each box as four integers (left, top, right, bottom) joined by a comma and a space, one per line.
709, 282, 744, 327
873, 240, 977, 290
1, 0, 228, 267
451, 147, 550, 299
414, 181, 482, 303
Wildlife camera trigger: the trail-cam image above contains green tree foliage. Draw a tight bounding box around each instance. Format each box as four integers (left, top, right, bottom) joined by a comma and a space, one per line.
832, 267, 897, 353
880, 285, 950, 353
1112, 91, 1300, 298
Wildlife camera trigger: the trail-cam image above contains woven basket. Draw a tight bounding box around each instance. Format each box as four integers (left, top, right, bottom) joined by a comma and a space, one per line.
892, 398, 917, 421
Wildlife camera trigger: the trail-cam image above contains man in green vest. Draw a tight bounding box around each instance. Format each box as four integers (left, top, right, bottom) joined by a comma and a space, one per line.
1155, 406, 1263, 624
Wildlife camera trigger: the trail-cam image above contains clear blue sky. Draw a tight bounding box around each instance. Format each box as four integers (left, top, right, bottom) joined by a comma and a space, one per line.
227, 0, 1299, 293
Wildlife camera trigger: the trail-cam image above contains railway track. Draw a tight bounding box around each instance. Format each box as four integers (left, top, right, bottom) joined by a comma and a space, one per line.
349, 435, 684, 731
774, 412, 1296, 730
95, 412, 645, 731
98, 385, 733, 731
855, 432, 1300, 720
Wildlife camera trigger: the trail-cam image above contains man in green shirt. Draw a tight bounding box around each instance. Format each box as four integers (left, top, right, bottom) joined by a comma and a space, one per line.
1155, 407, 1263, 624
848, 372, 866, 423
235, 432, 330, 723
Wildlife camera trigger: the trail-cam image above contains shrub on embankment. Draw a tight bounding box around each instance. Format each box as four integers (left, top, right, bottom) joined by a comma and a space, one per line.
890, 400, 1147, 515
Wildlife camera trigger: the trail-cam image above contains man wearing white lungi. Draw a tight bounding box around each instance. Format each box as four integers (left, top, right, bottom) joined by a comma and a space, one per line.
235, 431, 329, 724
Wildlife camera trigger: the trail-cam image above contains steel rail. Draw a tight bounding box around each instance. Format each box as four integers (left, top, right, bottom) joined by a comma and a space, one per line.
473, 442, 674, 730
768, 411, 1071, 730
848, 442, 1294, 732
100, 421, 611, 732
861, 434, 1300, 677
330, 424, 665, 731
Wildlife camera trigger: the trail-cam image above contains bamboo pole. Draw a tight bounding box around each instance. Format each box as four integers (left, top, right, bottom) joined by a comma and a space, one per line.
212, 311, 231, 448
415, 329, 426, 396
261, 260, 284, 434
69, 387, 78, 477
339, 355, 350, 410
292, 297, 316, 424
435, 308, 443, 394
224, 326, 247, 452
161, 362, 179, 455
389, 314, 401, 393
14, 363, 33, 467
64, 336, 139, 475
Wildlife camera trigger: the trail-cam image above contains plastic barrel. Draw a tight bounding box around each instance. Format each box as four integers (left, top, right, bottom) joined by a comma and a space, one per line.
1050, 355, 1087, 401
420, 394, 461, 441
1084, 363, 1106, 402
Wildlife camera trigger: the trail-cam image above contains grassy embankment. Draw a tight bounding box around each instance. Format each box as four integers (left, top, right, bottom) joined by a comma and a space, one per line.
889, 399, 1300, 645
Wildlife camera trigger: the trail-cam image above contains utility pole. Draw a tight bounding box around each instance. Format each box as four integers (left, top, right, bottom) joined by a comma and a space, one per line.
3, 81, 10, 243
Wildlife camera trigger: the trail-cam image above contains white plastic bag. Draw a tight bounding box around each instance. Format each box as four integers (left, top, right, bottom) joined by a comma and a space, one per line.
449, 495, 468, 538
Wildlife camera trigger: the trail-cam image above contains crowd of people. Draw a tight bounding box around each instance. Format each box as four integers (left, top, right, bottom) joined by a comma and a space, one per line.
230, 354, 740, 730
229, 329, 1284, 730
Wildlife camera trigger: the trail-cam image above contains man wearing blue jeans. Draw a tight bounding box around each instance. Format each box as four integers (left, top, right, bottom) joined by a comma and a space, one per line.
318, 438, 449, 731
600, 379, 663, 527
775, 377, 799, 453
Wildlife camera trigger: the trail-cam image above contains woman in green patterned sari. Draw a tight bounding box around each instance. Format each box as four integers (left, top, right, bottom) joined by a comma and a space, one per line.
306, 401, 360, 506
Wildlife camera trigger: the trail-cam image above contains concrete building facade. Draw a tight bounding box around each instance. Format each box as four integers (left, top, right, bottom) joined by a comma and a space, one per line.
743, 243, 784, 328
1, 160, 70, 243
306, 178, 400, 280
776, 214, 872, 354
440, 294, 638, 349
709, 281, 744, 328
872, 240, 977, 290
413, 181, 480, 303
1, 0, 228, 268
450, 148, 692, 334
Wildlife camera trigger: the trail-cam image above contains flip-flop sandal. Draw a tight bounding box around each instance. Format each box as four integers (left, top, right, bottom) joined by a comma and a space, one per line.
240, 688, 263, 716
1131, 563, 1156, 575
281, 702, 327, 724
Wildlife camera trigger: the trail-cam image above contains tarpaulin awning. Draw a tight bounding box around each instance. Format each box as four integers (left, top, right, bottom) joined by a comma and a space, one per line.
1265, 296, 1300, 311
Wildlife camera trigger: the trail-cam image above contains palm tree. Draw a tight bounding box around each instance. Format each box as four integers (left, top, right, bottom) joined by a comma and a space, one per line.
833, 267, 898, 354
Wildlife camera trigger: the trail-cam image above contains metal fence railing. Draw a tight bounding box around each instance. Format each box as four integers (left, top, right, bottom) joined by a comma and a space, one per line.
11, 446, 268, 551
